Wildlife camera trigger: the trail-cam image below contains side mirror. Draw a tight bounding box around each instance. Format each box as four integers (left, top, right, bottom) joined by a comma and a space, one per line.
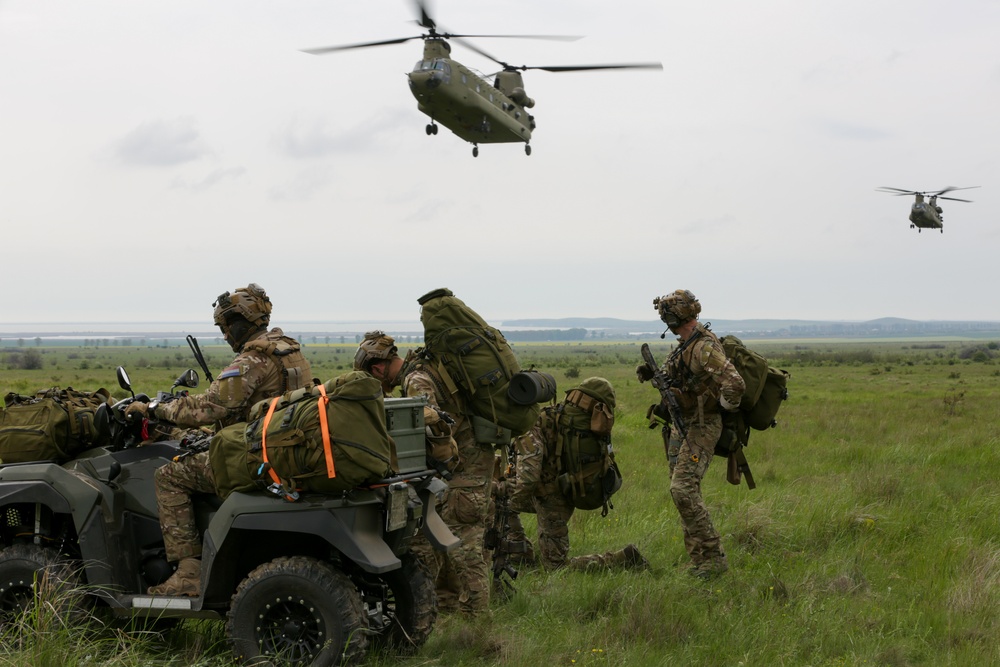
117, 366, 134, 397
174, 369, 200, 390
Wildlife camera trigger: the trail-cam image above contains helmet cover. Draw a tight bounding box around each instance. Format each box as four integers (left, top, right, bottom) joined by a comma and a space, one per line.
353, 331, 399, 372
653, 289, 701, 328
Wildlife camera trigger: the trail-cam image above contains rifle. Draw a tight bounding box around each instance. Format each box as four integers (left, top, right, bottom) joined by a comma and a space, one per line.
186, 335, 214, 383
484, 443, 519, 598
639, 343, 686, 441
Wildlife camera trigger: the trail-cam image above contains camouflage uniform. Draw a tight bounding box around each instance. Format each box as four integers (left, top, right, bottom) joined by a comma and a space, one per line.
153, 328, 312, 564
664, 322, 745, 575
506, 404, 646, 572
403, 362, 493, 615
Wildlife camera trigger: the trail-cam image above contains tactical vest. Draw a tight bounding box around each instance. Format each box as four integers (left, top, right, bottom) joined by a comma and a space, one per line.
665, 324, 723, 418
243, 328, 312, 394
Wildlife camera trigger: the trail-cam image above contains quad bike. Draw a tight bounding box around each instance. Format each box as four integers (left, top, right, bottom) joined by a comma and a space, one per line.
0, 366, 457, 665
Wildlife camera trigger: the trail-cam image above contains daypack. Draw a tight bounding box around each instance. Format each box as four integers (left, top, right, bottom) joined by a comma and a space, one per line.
718, 335, 791, 434
714, 336, 790, 489
551, 380, 622, 516
416, 288, 540, 437
0, 387, 112, 463
209, 371, 395, 500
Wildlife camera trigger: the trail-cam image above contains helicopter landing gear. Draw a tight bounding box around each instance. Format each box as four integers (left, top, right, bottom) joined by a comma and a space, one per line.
425, 123, 438, 135
472, 145, 479, 158
525, 144, 532, 156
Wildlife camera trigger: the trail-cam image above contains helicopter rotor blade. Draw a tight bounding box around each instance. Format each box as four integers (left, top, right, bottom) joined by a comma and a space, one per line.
934, 185, 980, 197
301, 35, 423, 55
937, 196, 974, 203
876, 186, 920, 195
414, 0, 436, 31
519, 62, 664, 72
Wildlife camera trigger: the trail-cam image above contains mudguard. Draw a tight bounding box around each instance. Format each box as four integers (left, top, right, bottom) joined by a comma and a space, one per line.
418, 477, 460, 552
204, 492, 401, 574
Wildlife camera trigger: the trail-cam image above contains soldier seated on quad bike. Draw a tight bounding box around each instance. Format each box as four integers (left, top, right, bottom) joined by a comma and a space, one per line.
124, 283, 312, 596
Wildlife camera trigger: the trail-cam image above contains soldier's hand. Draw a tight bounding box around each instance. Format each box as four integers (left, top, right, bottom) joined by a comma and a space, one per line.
124, 401, 148, 421
635, 363, 654, 383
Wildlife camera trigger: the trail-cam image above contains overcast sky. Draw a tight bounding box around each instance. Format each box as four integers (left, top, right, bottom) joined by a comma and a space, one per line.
2, 0, 998, 328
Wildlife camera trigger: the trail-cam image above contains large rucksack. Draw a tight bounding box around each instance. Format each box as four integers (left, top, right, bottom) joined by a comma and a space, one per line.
714, 335, 790, 488
416, 288, 545, 438
551, 379, 622, 516
0, 387, 112, 463
209, 371, 395, 500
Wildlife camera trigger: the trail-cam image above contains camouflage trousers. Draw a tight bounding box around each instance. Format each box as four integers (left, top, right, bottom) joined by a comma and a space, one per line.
511, 485, 574, 570
154, 450, 216, 562
410, 442, 494, 615
669, 417, 726, 570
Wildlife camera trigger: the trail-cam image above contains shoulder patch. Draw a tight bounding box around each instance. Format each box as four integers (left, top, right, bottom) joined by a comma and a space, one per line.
219, 365, 243, 379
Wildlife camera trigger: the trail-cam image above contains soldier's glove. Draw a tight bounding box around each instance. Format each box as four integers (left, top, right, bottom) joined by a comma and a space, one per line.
635, 364, 654, 383
719, 395, 741, 412
124, 401, 149, 421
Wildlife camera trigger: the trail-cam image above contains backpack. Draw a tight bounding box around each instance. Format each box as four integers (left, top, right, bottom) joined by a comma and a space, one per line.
715, 335, 790, 488
0, 387, 112, 464
551, 379, 622, 516
209, 371, 395, 500
416, 288, 543, 437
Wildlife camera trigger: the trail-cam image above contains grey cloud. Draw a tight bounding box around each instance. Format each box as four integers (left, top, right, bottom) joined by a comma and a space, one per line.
815, 119, 890, 141
114, 117, 210, 166
171, 167, 247, 192
268, 167, 333, 201
275, 110, 411, 159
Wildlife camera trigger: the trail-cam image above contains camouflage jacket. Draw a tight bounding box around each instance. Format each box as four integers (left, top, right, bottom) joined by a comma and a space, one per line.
155, 327, 312, 429
400, 362, 474, 452
664, 323, 745, 420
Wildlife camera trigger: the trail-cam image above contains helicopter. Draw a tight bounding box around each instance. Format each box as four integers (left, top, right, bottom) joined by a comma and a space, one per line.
302, 1, 662, 157
876, 186, 979, 233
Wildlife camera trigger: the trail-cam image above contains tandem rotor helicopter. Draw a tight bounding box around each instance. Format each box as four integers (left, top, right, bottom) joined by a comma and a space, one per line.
876, 186, 979, 233
302, 1, 662, 157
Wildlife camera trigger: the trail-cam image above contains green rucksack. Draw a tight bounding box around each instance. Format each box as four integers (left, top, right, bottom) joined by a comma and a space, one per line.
416, 288, 541, 438
0, 387, 112, 463
551, 378, 622, 516
210, 371, 395, 500
718, 335, 791, 434
714, 336, 790, 489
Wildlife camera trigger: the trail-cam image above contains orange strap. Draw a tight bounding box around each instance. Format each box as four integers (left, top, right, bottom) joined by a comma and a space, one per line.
316, 384, 336, 479
261, 396, 283, 487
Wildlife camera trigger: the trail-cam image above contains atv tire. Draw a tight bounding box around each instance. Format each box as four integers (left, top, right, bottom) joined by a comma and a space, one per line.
369, 553, 437, 654
227, 556, 367, 667
0, 544, 85, 628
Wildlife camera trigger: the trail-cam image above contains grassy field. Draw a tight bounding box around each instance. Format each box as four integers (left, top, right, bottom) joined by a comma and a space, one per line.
2, 339, 999, 666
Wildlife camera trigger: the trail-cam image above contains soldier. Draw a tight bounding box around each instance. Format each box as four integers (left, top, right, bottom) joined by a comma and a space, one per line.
125, 283, 312, 596
499, 377, 648, 572
354, 331, 492, 615
638, 289, 745, 579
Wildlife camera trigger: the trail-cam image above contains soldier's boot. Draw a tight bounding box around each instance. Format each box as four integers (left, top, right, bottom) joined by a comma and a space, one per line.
690, 557, 728, 580
622, 544, 651, 571
148, 557, 201, 596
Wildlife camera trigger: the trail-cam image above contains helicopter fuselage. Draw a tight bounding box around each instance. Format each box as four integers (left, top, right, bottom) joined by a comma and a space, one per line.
407, 45, 533, 147
909, 195, 944, 232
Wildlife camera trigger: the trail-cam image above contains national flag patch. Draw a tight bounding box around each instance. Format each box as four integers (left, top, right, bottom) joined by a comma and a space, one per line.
219, 365, 242, 379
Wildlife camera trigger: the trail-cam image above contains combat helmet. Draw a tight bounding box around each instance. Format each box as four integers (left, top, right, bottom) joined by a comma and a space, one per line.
213, 283, 272, 352
353, 331, 399, 373
653, 289, 701, 330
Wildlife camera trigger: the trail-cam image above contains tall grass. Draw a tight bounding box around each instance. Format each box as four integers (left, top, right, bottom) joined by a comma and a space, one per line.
1, 341, 999, 665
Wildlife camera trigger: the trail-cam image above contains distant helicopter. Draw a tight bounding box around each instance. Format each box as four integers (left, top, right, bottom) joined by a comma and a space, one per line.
302, 1, 662, 157
876, 186, 979, 233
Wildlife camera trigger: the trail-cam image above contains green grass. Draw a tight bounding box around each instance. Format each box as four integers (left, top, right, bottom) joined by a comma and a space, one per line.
2, 341, 1000, 666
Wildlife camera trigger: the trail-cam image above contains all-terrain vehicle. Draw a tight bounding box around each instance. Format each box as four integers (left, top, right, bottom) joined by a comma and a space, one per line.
0, 366, 457, 665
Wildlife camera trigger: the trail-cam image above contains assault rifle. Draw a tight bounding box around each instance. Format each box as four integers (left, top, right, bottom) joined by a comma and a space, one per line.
639, 343, 686, 441
187, 335, 214, 382
484, 444, 519, 598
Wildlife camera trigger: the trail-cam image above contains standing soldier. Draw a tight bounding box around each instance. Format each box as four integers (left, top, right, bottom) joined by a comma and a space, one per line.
500, 377, 648, 572
126, 283, 312, 596
638, 289, 744, 579
354, 332, 491, 615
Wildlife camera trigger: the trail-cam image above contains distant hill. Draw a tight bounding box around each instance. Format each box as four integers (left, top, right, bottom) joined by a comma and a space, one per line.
500, 317, 1000, 339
